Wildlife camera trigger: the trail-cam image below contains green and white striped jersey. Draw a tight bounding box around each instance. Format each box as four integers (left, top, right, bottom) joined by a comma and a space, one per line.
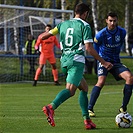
50, 18, 93, 67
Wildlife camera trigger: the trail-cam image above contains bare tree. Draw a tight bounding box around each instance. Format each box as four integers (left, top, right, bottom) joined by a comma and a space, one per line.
61, 0, 66, 21
125, 0, 129, 53
91, 0, 98, 34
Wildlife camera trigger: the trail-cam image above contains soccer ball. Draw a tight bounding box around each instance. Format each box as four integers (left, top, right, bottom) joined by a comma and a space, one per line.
115, 112, 132, 128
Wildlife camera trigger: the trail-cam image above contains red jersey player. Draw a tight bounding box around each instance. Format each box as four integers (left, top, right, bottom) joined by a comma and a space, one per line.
33, 24, 60, 86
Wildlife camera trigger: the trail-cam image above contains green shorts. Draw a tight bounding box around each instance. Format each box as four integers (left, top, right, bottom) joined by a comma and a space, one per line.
61, 61, 84, 87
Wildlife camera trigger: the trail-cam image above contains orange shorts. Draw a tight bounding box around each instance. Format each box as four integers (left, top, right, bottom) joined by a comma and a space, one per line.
39, 53, 56, 65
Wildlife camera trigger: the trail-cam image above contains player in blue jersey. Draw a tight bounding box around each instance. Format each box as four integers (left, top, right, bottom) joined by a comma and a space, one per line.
88, 12, 133, 117
40, 3, 112, 129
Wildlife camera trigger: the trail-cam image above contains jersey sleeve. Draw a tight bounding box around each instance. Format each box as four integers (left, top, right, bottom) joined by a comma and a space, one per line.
83, 25, 93, 44
49, 27, 59, 35
94, 42, 99, 53
93, 32, 102, 53
94, 32, 101, 44
35, 35, 41, 47
122, 28, 126, 42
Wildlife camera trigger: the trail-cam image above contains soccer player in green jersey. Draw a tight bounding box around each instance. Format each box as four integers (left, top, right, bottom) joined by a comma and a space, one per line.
41, 2, 113, 129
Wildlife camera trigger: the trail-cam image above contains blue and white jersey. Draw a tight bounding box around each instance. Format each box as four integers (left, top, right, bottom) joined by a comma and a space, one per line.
94, 26, 126, 63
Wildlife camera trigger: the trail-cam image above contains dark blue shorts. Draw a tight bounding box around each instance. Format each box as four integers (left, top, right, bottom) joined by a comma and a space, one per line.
97, 62, 130, 81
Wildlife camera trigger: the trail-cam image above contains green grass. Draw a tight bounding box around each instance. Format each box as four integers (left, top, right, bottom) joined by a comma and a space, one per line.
0, 83, 133, 133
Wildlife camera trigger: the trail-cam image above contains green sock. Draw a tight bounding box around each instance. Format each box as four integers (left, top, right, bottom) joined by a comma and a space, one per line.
79, 90, 90, 120
50, 89, 71, 110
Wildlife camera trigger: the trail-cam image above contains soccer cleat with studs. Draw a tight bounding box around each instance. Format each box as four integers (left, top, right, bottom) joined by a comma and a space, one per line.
42, 104, 55, 127
84, 119, 96, 129
88, 110, 96, 117
33, 80, 37, 86
54, 81, 61, 86
119, 106, 127, 113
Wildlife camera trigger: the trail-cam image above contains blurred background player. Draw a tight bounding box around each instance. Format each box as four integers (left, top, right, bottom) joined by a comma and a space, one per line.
88, 12, 133, 117
24, 34, 36, 74
33, 24, 60, 86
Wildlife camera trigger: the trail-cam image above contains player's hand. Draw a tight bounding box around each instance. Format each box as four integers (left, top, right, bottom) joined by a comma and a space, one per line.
35, 45, 38, 50
103, 62, 113, 70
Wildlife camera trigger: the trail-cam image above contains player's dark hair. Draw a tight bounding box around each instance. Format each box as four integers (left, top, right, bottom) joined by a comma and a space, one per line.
75, 2, 90, 15
46, 24, 52, 28
106, 12, 118, 19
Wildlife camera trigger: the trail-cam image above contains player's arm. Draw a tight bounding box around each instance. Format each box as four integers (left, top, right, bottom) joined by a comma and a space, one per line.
54, 37, 60, 49
34, 37, 41, 50
85, 42, 113, 70
41, 27, 59, 40
83, 25, 103, 64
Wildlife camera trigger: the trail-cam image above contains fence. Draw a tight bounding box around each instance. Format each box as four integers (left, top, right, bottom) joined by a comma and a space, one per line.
0, 4, 73, 84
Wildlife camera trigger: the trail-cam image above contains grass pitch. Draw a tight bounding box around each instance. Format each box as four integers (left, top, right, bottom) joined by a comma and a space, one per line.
0, 83, 133, 133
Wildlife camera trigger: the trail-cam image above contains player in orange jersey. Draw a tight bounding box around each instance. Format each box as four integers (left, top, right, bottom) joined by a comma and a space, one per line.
33, 24, 60, 86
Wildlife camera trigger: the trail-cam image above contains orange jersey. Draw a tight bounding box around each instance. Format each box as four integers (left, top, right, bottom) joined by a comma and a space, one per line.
35, 33, 60, 56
